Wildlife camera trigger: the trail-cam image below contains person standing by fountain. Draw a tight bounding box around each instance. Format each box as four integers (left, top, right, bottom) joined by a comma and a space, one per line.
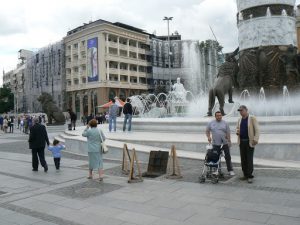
236, 105, 260, 184
206, 111, 235, 176
122, 98, 133, 132
109, 98, 119, 132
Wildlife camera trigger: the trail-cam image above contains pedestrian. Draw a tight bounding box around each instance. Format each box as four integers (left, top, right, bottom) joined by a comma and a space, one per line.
122, 98, 133, 132
9, 116, 14, 133
206, 111, 235, 176
0, 115, 3, 131
82, 119, 106, 181
48, 139, 65, 171
3, 117, 8, 133
108, 99, 119, 132
68, 109, 77, 130
28, 117, 49, 172
236, 105, 260, 183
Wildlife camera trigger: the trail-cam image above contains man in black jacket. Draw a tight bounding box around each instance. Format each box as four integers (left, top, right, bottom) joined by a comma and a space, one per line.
28, 118, 49, 172
68, 109, 77, 130
123, 98, 133, 132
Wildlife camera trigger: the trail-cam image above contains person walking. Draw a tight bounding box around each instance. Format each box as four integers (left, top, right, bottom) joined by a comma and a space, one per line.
108, 98, 119, 132
82, 119, 106, 181
28, 117, 49, 172
48, 139, 65, 171
206, 111, 235, 176
122, 98, 133, 132
236, 105, 260, 183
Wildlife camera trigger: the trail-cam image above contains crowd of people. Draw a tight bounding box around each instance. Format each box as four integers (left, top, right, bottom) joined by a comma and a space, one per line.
1, 100, 260, 185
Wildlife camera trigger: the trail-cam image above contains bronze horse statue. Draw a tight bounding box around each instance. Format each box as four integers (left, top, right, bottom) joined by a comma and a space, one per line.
38, 93, 66, 125
207, 55, 239, 116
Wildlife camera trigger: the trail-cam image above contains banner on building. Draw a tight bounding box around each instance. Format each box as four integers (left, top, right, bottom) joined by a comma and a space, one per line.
87, 37, 99, 82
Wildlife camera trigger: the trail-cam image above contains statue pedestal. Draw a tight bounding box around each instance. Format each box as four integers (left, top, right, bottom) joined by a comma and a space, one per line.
171, 102, 189, 116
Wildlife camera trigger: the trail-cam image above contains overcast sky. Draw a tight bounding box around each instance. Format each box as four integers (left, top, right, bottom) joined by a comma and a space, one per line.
1, 0, 300, 86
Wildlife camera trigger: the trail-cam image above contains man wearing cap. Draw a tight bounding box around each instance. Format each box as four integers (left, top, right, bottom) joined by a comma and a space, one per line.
206, 111, 235, 176
236, 105, 260, 183
28, 117, 49, 172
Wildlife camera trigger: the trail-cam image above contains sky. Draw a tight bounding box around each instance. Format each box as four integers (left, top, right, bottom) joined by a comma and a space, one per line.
1, 0, 300, 86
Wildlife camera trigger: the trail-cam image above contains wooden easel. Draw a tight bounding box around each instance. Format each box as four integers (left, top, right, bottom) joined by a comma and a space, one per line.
122, 144, 131, 174
128, 148, 143, 183
166, 145, 182, 179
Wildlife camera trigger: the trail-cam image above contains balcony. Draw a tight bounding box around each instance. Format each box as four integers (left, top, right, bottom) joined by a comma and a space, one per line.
80, 46, 86, 52
108, 41, 118, 48
79, 58, 86, 65
66, 50, 71, 56
129, 46, 137, 52
138, 48, 146, 54
108, 68, 119, 74
119, 43, 128, 50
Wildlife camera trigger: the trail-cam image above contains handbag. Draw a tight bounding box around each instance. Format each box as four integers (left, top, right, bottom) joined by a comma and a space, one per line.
98, 129, 108, 154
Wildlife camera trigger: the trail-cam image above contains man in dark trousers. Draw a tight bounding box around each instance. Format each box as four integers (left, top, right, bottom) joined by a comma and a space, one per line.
123, 98, 133, 132
68, 109, 77, 130
28, 117, 49, 172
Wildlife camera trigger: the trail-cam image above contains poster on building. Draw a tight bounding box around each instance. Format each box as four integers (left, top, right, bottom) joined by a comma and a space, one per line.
87, 37, 99, 82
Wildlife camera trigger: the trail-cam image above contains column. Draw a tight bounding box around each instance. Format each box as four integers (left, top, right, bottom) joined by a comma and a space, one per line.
71, 92, 76, 112
106, 61, 110, 81
128, 64, 130, 83
87, 91, 92, 115
127, 39, 130, 57
79, 93, 83, 119
117, 37, 120, 56
137, 65, 139, 84
118, 62, 121, 82
136, 41, 139, 59
106, 33, 109, 54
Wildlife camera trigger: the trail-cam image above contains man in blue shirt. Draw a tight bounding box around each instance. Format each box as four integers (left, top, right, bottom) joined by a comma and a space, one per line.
206, 111, 235, 176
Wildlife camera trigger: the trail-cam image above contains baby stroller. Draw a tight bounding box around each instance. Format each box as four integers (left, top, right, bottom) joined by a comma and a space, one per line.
199, 144, 224, 184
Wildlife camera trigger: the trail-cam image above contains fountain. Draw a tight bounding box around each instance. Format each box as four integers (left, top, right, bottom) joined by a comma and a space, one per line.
59, 0, 300, 166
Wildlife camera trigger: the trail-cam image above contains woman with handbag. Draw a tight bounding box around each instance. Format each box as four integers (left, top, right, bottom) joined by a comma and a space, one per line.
82, 119, 106, 181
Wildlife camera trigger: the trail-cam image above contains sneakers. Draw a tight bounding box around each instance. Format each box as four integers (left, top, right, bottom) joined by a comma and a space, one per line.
229, 171, 235, 176
247, 178, 253, 183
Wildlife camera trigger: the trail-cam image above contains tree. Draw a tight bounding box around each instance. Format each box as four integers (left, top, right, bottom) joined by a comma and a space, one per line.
0, 85, 14, 113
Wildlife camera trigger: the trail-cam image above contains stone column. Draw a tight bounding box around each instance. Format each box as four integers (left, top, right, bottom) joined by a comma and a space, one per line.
79, 93, 83, 119
127, 39, 130, 57
117, 37, 120, 56
71, 92, 76, 112
106, 61, 110, 81
118, 62, 121, 82
106, 33, 109, 54
87, 91, 92, 115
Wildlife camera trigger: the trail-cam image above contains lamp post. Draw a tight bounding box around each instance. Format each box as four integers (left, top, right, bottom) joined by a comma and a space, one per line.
163, 16, 173, 92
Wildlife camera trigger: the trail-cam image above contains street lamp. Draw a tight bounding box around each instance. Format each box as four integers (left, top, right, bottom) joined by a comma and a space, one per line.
163, 16, 173, 92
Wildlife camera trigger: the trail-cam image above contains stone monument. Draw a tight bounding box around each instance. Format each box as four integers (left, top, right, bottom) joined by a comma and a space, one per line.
172, 77, 187, 103
236, 0, 299, 91
38, 92, 66, 125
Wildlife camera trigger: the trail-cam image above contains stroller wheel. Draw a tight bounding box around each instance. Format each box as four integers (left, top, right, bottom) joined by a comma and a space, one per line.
212, 177, 219, 184
199, 176, 206, 183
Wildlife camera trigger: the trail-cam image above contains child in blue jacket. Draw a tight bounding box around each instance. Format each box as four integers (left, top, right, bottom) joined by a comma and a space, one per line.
48, 139, 65, 170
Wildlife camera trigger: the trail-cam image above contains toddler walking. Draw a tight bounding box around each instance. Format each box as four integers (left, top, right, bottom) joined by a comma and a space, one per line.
48, 139, 65, 170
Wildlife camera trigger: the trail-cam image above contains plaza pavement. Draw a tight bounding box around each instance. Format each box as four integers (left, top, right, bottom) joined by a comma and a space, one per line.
1, 128, 300, 225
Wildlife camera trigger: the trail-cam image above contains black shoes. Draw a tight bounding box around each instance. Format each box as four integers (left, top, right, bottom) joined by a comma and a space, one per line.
44, 166, 48, 172
32, 169, 38, 172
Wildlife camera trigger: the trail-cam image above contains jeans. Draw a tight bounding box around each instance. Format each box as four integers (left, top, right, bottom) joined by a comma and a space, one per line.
109, 116, 117, 132
123, 114, 132, 131
213, 144, 233, 172
240, 140, 254, 178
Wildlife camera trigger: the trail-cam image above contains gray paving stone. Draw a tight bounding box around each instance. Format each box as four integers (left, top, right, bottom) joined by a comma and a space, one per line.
221, 208, 271, 223
0, 208, 15, 216
1, 212, 42, 225
115, 211, 160, 225
267, 215, 300, 225
31, 221, 58, 225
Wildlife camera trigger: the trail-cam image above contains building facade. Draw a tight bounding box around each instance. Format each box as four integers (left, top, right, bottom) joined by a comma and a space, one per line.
64, 20, 151, 117
24, 42, 65, 113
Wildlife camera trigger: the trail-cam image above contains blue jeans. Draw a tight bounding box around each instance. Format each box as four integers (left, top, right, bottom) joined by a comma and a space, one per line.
123, 114, 132, 131
109, 116, 116, 132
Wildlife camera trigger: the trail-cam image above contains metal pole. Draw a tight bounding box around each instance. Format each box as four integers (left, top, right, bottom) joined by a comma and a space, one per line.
163, 17, 173, 92
167, 20, 171, 92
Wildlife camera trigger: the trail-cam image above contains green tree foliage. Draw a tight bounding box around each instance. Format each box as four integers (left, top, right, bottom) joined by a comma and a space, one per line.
198, 39, 223, 53
0, 85, 14, 113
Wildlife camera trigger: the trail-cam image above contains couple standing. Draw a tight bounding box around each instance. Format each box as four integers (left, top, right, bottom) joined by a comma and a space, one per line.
206, 105, 260, 183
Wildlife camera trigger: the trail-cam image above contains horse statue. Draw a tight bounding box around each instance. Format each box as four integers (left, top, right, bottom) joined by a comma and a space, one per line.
38, 92, 66, 125
207, 54, 239, 116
